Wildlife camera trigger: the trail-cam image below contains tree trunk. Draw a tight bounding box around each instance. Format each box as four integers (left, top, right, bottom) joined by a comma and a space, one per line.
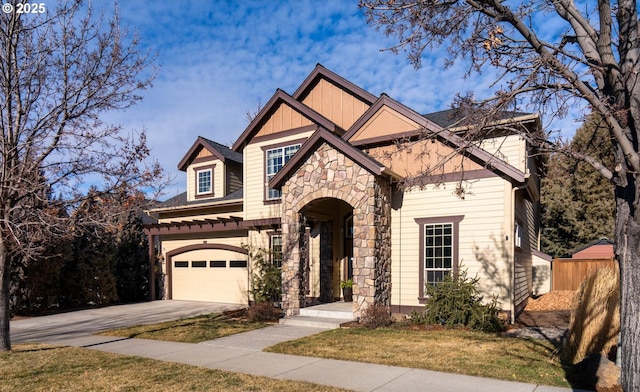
615, 177, 640, 392
0, 236, 11, 351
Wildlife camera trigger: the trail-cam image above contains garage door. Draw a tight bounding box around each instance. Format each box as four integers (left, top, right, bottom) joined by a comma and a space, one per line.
171, 249, 248, 304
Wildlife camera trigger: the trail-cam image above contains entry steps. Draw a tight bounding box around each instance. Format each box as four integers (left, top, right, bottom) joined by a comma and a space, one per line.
279, 302, 355, 329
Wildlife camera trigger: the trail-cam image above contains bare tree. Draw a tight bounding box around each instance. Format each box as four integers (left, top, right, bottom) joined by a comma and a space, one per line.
360, 0, 639, 389
0, 0, 162, 351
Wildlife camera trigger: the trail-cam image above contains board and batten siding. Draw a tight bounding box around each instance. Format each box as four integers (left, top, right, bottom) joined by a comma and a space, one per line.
186, 160, 224, 201
243, 131, 315, 220
301, 78, 370, 131
391, 176, 513, 311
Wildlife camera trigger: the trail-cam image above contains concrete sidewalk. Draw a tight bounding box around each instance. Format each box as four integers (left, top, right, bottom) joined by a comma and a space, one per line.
27, 324, 585, 392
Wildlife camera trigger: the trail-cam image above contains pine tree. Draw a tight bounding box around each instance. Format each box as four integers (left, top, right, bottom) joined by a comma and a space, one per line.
541, 115, 615, 256
114, 209, 149, 303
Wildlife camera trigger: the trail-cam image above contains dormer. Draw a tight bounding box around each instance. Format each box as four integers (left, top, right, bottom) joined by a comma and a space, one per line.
178, 136, 243, 202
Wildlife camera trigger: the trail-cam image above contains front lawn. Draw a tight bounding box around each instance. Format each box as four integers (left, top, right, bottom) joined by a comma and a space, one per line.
0, 344, 350, 392
98, 308, 267, 343
265, 325, 570, 388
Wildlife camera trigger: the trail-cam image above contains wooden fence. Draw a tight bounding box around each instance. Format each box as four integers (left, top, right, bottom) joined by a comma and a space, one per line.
552, 257, 617, 291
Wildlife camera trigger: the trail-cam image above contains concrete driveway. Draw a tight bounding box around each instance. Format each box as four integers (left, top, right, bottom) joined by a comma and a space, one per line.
10, 300, 244, 345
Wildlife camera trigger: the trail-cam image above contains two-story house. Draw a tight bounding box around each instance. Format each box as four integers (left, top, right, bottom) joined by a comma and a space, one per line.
144, 64, 545, 321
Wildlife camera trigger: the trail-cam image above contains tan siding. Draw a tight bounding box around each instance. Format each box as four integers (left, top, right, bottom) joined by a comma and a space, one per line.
367, 139, 484, 179
349, 106, 420, 142
479, 134, 525, 172
514, 192, 533, 312
196, 148, 213, 159
243, 131, 315, 220
226, 162, 243, 194
186, 159, 222, 201
302, 78, 370, 130
391, 177, 513, 311
255, 103, 313, 138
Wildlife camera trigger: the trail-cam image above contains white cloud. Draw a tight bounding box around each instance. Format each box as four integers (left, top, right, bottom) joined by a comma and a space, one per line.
97, 0, 584, 197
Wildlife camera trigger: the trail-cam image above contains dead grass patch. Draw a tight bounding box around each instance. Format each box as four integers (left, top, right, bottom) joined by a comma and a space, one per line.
98, 309, 268, 343
266, 325, 570, 387
0, 343, 349, 392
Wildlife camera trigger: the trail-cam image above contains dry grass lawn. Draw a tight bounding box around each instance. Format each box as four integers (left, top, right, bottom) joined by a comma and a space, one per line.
266, 326, 570, 388
99, 310, 267, 343
0, 343, 350, 392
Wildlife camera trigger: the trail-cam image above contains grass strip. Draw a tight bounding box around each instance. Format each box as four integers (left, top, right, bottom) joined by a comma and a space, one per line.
265, 326, 570, 388
98, 311, 267, 343
0, 343, 350, 392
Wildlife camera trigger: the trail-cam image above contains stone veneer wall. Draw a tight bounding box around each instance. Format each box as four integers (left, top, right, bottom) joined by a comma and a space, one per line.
280, 142, 392, 317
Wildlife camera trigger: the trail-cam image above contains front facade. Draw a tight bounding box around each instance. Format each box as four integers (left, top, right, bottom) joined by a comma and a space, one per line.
145, 65, 543, 320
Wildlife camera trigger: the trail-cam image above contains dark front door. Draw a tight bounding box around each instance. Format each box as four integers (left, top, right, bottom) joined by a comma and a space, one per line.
319, 221, 333, 303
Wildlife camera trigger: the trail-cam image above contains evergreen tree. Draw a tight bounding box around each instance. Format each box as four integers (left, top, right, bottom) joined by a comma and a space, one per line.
114, 209, 149, 303
541, 115, 615, 256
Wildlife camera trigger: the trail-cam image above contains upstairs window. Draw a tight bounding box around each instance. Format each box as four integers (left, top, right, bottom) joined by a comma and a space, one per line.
266, 144, 301, 199
195, 166, 213, 197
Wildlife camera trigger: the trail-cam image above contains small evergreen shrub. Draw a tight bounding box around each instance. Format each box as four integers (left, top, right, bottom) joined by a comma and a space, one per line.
410, 269, 504, 332
247, 301, 281, 322
361, 303, 394, 329
248, 246, 282, 304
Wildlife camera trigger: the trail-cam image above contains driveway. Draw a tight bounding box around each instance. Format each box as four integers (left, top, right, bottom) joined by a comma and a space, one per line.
10, 300, 244, 345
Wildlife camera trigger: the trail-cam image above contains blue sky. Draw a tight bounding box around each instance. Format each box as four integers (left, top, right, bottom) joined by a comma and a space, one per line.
100, 0, 582, 197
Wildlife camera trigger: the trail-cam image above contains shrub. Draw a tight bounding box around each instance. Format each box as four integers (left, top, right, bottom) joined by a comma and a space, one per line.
561, 266, 620, 364
361, 303, 394, 329
247, 246, 281, 304
247, 301, 282, 322
410, 269, 504, 332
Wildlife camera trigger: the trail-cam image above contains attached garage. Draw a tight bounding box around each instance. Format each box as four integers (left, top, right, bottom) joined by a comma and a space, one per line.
168, 244, 249, 305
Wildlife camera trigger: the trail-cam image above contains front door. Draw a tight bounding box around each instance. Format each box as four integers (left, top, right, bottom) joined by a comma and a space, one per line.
319, 221, 333, 302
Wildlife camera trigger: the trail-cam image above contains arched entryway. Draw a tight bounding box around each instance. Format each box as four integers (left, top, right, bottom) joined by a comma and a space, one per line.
277, 141, 393, 317
299, 198, 353, 304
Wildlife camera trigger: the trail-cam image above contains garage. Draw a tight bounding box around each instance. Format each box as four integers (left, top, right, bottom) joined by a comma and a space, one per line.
168, 245, 249, 305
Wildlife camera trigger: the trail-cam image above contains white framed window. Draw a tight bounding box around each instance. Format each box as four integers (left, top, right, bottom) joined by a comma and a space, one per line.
514, 222, 523, 249
196, 168, 212, 195
271, 234, 283, 269
266, 144, 301, 199
424, 223, 454, 286
416, 215, 464, 302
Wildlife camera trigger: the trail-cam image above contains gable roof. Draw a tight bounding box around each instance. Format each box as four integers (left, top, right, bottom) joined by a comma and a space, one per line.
232, 89, 337, 152
178, 136, 242, 171
292, 63, 378, 105
424, 108, 537, 130
344, 94, 528, 184
270, 127, 401, 190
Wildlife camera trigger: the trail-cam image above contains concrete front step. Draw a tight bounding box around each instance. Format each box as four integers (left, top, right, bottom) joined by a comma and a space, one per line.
279, 315, 354, 329
299, 307, 354, 320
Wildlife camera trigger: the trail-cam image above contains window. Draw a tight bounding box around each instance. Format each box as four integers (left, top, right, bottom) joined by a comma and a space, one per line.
196, 168, 212, 195
192, 261, 206, 268
210, 260, 226, 268
416, 215, 464, 301
271, 235, 283, 268
266, 144, 301, 199
174, 261, 188, 268
514, 222, 523, 249
424, 223, 453, 285
230, 260, 247, 268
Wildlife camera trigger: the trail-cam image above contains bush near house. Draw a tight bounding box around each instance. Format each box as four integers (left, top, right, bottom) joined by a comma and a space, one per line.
410, 269, 504, 333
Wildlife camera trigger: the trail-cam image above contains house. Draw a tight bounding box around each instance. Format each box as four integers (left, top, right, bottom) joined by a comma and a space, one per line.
144, 64, 544, 322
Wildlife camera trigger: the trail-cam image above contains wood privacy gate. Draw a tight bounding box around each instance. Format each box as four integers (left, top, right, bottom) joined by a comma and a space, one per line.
552, 258, 617, 291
